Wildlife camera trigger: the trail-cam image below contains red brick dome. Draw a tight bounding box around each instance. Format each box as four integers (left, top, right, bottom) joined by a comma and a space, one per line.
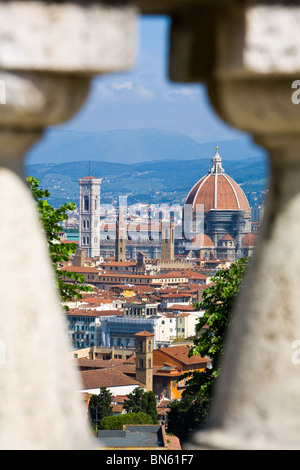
186, 147, 250, 214
242, 232, 257, 247
191, 233, 214, 247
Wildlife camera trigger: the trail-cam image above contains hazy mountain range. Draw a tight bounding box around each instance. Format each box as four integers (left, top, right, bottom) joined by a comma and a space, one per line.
26, 128, 267, 165
24, 128, 269, 208
25, 158, 269, 210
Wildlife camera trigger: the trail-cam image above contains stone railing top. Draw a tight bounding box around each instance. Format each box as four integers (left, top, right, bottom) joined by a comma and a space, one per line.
0, 1, 137, 73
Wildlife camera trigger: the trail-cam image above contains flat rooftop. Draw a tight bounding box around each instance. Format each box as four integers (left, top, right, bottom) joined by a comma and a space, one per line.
98, 425, 165, 448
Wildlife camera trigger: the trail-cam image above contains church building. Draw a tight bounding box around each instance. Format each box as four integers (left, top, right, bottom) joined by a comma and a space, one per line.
183, 147, 254, 261
78, 175, 101, 259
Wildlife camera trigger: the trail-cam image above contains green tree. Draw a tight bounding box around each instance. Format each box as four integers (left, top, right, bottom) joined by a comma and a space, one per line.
183, 258, 248, 401
167, 394, 209, 443
88, 387, 113, 431
168, 258, 248, 439
100, 412, 153, 430
27, 176, 92, 308
123, 387, 158, 424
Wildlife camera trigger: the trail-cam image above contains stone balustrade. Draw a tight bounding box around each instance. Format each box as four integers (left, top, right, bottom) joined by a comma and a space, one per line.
1, 0, 300, 449
0, 0, 137, 450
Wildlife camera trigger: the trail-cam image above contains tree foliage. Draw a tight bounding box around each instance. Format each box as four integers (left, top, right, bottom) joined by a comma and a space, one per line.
182, 258, 248, 401
88, 387, 113, 431
167, 259, 248, 439
100, 412, 153, 430
167, 394, 210, 442
27, 176, 92, 308
123, 387, 158, 424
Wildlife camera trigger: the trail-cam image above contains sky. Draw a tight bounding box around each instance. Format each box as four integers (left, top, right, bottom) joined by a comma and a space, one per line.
56, 15, 247, 144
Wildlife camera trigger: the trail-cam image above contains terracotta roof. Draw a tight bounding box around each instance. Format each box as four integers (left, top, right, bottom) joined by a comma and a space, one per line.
190, 233, 214, 247
157, 407, 171, 415
134, 331, 155, 337
102, 261, 137, 267
242, 232, 257, 247
79, 175, 100, 180
165, 304, 196, 311
166, 435, 182, 450
67, 309, 122, 317
115, 363, 136, 375
133, 286, 155, 293
155, 345, 209, 366
79, 368, 141, 390
220, 233, 235, 241
111, 404, 124, 414
77, 358, 126, 369
60, 266, 100, 273
185, 153, 250, 214
111, 395, 128, 404
152, 365, 181, 377
160, 293, 192, 299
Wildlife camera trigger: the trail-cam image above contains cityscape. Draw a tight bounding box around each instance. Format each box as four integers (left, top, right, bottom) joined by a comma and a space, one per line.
1, 0, 299, 454
48, 144, 265, 450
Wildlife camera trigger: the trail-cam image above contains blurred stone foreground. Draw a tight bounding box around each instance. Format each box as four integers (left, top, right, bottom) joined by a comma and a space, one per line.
1, 0, 300, 450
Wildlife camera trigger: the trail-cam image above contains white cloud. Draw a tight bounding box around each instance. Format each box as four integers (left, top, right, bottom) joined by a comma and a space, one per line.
111, 81, 133, 91
135, 84, 156, 100
161, 86, 199, 102
90, 76, 157, 104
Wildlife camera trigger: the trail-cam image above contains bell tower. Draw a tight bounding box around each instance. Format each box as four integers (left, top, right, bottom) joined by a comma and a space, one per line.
161, 221, 175, 261
135, 331, 154, 392
78, 175, 101, 259
115, 204, 126, 262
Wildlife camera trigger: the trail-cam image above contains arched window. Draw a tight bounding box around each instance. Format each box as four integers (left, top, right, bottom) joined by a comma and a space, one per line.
148, 340, 152, 352
84, 195, 89, 211
140, 358, 144, 368
86, 220, 89, 229
83, 220, 86, 229
148, 358, 151, 368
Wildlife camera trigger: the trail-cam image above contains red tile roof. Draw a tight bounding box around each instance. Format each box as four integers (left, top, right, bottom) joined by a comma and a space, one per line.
186, 172, 250, 213
67, 309, 122, 317
134, 331, 155, 337
155, 345, 209, 366
79, 368, 141, 390
242, 232, 257, 247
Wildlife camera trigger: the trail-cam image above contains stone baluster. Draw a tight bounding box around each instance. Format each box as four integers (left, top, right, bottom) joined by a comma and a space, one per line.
0, 1, 137, 450
166, 1, 300, 449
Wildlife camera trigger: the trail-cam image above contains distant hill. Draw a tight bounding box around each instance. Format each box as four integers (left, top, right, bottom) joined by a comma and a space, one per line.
25, 128, 266, 165
25, 157, 269, 209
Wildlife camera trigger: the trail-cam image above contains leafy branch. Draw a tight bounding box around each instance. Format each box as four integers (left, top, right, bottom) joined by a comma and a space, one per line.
27, 176, 92, 309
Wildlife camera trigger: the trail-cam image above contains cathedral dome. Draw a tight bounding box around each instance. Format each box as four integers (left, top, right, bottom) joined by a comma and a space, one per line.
242, 232, 257, 247
191, 233, 214, 247
185, 147, 250, 214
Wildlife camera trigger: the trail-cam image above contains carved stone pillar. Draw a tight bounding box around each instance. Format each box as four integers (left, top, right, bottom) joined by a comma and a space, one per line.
168, 1, 300, 450
0, 1, 137, 450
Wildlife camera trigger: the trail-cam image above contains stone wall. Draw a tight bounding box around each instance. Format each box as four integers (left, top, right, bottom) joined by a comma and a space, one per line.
1, 0, 300, 450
